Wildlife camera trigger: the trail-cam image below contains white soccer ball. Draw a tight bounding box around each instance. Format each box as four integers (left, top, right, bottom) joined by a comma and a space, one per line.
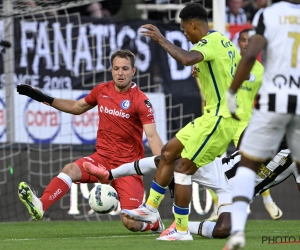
88, 184, 119, 214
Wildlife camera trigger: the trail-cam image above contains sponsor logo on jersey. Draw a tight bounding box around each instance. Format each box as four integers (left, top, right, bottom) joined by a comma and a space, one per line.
257, 164, 276, 179
239, 85, 252, 92
99, 105, 130, 118
221, 39, 233, 48
273, 74, 300, 89
144, 99, 152, 108
120, 100, 130, 110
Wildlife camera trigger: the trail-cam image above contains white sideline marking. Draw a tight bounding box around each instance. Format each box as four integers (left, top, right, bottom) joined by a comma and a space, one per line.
3, 234, 155, 241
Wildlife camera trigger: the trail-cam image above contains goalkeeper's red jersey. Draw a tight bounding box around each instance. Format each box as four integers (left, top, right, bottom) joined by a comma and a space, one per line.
84, 81, 155, 167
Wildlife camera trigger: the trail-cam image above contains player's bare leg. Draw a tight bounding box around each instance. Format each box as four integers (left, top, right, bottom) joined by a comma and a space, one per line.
190, 212, 231, 238
157, 157, 197, 241
153, 137, 183, 186
211, 212, 231, 238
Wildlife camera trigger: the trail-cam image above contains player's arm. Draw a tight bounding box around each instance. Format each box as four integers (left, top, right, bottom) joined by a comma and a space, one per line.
51, 98, 93, 115
230, 13, 267, 92
230, 35, 266, 92
192, 66, 206, 115
140, 24, 203, 66
227, 13, 266, 116
143, 123, 164, 156
17, 84, 94, 115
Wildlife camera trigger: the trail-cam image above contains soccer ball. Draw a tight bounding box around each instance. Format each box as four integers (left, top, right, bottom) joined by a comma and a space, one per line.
88, 184, 119, 214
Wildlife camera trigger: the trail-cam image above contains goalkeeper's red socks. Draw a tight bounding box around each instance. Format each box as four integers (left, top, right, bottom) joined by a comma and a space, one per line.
140, 219, 160, 232
150, 219, 160, 231
40, 173, 72, 211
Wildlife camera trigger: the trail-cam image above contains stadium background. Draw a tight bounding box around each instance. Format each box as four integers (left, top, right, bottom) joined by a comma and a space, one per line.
0, 0, 298, 222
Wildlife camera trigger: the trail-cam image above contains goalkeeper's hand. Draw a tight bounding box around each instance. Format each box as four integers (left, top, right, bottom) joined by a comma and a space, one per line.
17, 84, 54, 106
226, 89, 240, 121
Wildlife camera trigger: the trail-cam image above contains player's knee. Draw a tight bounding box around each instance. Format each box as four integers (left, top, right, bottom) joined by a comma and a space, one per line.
161, 145, 173, 161
154, 155, 161, 168
175, 158, 197, 175
212, 224, 231, 239
61, 163, 81, 180
161, 143, 180, 163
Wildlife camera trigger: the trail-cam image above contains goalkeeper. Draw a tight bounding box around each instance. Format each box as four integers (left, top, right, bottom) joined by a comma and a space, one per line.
17, 49, 165, 234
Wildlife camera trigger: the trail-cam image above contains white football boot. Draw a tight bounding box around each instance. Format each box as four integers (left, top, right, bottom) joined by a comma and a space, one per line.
121, 204, 158, 224
18, 182, 44, 220
223, 231, 245, 250
156, 228, 193, 241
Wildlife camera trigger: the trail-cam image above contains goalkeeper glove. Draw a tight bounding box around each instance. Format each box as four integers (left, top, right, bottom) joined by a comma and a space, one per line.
17, 84, 54, 106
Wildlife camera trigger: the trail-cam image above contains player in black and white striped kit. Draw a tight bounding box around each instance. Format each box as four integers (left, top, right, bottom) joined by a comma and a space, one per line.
83, 147, 299, 239
187, 148, 299, 239
225, 1, 300, 249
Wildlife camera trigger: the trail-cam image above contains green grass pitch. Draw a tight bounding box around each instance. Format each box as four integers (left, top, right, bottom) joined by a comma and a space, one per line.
1, 220, 300, 250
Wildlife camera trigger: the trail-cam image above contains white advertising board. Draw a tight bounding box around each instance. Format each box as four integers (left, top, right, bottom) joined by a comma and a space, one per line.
14, 89, 167, 145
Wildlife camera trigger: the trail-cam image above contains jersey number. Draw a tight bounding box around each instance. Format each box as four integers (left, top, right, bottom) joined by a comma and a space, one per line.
228, 51, 236, 78
288, 32, 300, 68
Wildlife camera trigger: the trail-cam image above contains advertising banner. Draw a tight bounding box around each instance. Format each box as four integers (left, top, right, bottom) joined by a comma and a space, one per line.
14, 89, 167, 144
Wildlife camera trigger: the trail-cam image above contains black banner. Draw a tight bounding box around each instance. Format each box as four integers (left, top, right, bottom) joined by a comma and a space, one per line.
0, 15, 201, 137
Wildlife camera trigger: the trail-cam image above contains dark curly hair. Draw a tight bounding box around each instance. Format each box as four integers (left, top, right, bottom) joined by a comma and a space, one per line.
179, 3, 208, 22
238, 28, 252, 40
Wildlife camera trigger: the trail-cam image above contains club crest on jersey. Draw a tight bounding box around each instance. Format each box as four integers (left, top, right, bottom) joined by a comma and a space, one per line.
120, 100, 130, 110
144, 100, 152, 108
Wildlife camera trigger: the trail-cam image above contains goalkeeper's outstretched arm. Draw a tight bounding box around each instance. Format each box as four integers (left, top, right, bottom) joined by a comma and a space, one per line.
17, 84, 94, 115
